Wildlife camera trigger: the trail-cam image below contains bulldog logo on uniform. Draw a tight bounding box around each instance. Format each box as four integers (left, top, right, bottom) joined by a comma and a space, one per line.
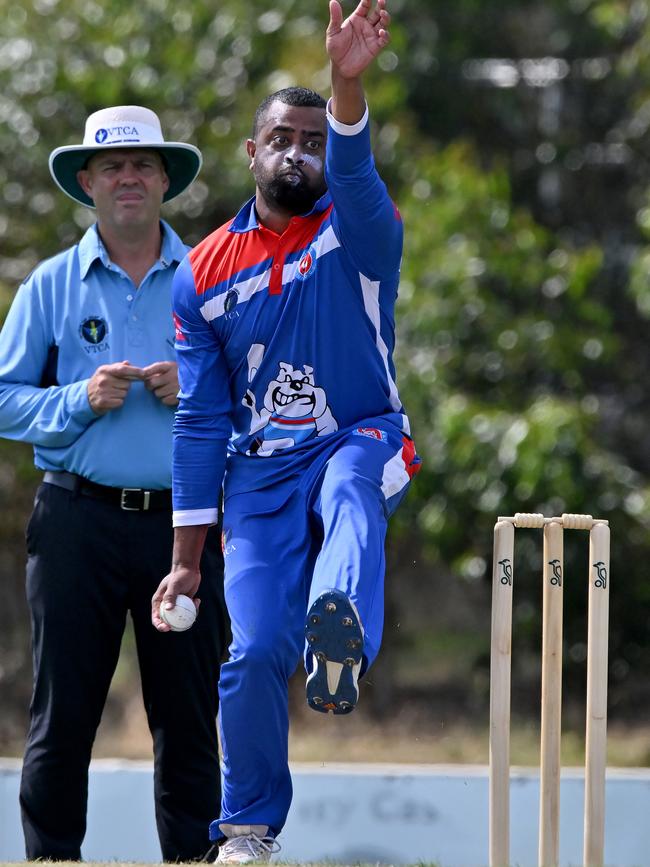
242, 358, 338, 456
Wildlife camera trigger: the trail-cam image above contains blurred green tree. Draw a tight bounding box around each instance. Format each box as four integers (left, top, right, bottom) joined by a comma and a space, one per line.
2, 0, 650, 751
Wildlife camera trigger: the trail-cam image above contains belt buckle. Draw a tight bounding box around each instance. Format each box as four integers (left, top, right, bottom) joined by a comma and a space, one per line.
120, 488, 150, 511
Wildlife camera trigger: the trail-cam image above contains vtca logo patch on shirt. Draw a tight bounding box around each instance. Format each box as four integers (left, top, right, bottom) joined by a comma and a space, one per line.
80, 316, 110, 354
223, 288, 240, 319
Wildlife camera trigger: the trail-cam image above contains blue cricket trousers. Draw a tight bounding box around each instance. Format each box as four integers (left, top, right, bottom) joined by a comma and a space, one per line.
212, 420, 419, 840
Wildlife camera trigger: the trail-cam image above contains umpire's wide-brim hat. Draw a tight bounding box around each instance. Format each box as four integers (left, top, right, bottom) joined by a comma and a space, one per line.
49, 105, 202, 208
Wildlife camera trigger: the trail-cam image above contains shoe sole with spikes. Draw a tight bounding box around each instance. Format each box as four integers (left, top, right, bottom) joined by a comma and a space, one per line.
305, 589, 364, 715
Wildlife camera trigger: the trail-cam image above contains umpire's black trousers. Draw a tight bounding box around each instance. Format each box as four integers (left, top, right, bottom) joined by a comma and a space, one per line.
20, 479, 227, 862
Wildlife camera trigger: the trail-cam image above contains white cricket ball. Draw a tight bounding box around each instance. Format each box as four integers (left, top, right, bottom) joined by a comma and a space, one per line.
160, 594, 197, 631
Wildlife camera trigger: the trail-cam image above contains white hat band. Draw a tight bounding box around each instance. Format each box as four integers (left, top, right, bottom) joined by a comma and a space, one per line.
85, 121, 163, 148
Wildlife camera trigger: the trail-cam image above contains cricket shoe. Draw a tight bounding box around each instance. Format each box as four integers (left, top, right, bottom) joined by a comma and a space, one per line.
215, 824, 280, 864
305, 589, 364, 714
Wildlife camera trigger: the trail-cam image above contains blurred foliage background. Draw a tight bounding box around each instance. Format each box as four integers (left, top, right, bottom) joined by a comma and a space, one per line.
2, 0, 650, 763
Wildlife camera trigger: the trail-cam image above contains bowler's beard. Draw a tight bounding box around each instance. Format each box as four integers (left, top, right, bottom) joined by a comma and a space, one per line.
257, 173, 326, 215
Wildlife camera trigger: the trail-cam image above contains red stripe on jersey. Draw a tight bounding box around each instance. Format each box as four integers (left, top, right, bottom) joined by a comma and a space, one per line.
189, 205, 334, 297
401, 435, 421, 479
267, 205, 334, 295
189, 222, 273, 296
269, 416, 316, 425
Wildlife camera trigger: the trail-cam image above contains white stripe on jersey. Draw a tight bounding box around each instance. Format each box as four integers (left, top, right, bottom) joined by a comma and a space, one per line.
200, 270, 271, 323
200, 225, 341, 323
359, 274, 402, 412
283, 225, 341, 282
381, 443, 410, 500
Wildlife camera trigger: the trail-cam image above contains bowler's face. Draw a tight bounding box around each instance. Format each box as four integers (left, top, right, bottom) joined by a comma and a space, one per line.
77, 148, 169, 230
247, 102, 328, 215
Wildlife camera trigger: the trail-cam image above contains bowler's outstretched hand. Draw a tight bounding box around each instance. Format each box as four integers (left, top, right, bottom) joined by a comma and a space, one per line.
326, 0, 391, 78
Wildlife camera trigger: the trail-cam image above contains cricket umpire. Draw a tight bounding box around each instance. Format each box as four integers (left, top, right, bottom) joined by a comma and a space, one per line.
0, 106, 227, 861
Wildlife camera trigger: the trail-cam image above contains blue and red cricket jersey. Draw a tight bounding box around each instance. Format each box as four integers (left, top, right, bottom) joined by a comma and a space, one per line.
171, 103, 420, 525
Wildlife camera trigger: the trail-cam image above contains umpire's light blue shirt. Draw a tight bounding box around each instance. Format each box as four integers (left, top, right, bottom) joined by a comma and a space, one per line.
0, 221, 187, 488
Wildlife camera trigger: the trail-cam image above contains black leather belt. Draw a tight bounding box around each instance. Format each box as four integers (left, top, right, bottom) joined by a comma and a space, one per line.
43, 471, 172, 512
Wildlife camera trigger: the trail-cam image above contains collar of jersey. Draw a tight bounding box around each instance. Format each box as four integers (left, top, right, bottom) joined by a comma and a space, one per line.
78, 219, 188, 279
228, 192, 333, 235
